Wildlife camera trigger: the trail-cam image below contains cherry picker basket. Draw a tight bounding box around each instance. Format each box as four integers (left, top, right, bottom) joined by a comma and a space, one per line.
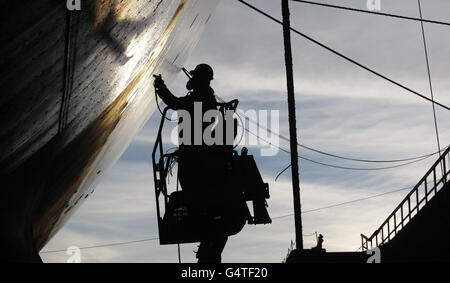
152, 100, 271, 245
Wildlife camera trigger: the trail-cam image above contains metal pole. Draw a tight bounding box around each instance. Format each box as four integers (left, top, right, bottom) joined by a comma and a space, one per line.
281, 0, 304, 251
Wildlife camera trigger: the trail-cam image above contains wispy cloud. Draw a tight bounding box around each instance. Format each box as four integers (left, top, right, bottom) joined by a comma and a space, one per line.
41, 0, 449, 263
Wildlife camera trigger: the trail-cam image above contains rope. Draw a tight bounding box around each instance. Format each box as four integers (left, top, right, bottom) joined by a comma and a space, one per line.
154, 86, 177, 122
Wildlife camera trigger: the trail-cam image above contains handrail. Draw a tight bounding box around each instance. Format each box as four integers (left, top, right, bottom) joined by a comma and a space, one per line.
361, 146, 450, 251
152, 107, 170, 230
151, 99, 240, 239
152, 107, 169, 163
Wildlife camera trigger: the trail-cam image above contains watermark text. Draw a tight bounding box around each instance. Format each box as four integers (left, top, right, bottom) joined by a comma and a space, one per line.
67, 0, 81, 11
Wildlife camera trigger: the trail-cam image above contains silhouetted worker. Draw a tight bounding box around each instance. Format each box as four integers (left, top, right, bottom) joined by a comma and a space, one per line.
316, 234, 324, 250
154, 64, 217, 139
153, 64, 229, 263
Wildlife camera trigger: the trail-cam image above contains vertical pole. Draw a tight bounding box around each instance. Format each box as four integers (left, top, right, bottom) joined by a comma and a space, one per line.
281, 0, 303, 251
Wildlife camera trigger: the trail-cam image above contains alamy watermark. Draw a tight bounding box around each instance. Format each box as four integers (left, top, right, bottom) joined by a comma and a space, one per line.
66, 246, 81, 263
366, 247, 381, 263
367, 0, 381, 11
67, 0, 81, 11
168, 102, 280, 157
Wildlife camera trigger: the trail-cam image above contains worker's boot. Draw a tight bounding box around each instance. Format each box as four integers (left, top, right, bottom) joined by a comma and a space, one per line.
196, 237, 228, 263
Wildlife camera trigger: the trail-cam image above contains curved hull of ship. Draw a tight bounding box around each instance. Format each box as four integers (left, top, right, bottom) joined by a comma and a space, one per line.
0, 0, 218, 261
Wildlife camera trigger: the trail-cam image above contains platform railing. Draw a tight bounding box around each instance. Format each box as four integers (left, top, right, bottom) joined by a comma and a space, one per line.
151, 100, 240, 243
361, 146, 450, 251
152, 107, 170, 237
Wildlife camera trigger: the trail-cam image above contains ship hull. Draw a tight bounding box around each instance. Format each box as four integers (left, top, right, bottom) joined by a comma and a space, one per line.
0, 0, 218, 261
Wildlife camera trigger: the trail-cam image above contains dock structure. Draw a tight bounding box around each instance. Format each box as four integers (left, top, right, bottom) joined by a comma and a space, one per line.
287, 147, 450, 263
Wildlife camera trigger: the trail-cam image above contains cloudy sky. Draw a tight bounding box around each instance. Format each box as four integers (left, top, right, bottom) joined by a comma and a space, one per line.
41, 0, 450, 263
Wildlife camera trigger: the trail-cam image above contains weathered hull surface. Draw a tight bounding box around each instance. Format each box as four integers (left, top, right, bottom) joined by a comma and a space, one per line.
0, 0, 218, 261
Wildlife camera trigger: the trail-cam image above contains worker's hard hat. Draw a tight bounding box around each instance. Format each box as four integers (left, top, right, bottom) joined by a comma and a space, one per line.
190, 64, 214, 81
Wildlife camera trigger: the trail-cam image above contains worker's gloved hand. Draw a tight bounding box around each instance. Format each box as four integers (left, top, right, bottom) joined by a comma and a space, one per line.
153, 74, 166, 90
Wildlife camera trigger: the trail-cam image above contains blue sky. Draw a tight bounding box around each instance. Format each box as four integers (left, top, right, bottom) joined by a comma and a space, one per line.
41, 0, 450, 263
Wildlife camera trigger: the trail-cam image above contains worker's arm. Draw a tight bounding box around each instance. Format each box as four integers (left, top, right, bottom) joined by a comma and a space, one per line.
153, 75, 186, 110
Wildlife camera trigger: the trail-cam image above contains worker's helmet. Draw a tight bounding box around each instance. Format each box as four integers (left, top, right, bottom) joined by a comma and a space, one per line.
190, 64, 214, 81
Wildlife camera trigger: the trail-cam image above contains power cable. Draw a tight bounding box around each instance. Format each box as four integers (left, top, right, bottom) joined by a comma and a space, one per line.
217, 95, 442, 164
417, 0, 443, 175
275, 154, 431, 181
236, 0, 450, 111
40, 237, 160, 254
271, 185, 414, 220
41, 185, 413, 254
241, 124, 435, 174
290, 0, 450, 27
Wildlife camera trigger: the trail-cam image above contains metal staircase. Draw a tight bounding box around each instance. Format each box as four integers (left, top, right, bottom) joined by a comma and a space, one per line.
361, 146, 450, 251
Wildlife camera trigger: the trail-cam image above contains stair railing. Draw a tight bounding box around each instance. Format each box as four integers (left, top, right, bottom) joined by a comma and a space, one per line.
361, 146, 450, 251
